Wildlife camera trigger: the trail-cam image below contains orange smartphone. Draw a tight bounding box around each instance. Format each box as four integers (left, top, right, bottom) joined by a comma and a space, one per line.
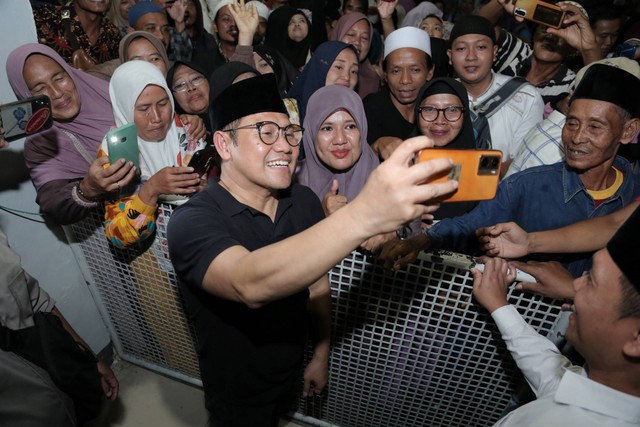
417, 149, 502, 202
513, 0, 566, 29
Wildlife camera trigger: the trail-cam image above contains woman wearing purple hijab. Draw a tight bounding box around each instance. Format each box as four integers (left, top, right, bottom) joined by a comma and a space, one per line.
297, 84, 394, 251
330, 12, 381, 98
6, 43, 137, 224
297, 84, 378, 211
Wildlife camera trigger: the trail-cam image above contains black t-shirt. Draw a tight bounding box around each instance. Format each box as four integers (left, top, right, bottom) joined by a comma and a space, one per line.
167, 181, 324, 406
363, 88, 415, 145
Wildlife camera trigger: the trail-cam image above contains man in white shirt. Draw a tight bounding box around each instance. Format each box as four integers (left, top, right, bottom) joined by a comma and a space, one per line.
471, 206, 640, 426
448, 15, 544, 174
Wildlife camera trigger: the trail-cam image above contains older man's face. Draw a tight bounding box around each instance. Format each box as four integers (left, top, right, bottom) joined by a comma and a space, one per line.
135, 12, 171, 49
562, 99, 631, 173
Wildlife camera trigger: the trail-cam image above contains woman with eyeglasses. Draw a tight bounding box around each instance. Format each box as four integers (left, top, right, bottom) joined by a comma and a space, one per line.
167, 60, 211, 130
414, 77, 478, 219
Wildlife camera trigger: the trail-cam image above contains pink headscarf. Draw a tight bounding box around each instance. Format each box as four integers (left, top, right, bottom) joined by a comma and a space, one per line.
6, 44, 113, 190
330, 13, 381, 99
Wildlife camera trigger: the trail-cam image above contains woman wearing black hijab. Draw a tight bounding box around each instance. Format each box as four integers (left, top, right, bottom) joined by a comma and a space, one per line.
414, 77, 478, 218
265, 6, 316, 70
252, 44, 299, 96
167, 60, 212, 135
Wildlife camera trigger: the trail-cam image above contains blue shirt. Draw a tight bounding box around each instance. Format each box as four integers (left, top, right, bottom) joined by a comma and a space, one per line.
427, 156, 640, 276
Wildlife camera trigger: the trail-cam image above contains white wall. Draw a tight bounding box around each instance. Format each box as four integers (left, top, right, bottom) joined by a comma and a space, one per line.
0, 2, 110, 352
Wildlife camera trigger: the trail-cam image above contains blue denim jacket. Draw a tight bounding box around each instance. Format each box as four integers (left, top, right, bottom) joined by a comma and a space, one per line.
427, 156, 640, 276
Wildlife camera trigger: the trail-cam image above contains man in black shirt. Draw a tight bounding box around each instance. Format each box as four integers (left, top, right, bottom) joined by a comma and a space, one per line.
167, 74, 458, 426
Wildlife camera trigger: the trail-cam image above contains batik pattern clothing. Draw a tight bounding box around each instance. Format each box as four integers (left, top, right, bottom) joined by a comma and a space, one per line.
99, 114, 205, 248
33, 4, 121, 65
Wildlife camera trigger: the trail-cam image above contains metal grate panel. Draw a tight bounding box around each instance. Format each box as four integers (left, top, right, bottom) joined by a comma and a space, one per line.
66, 206, 562, 426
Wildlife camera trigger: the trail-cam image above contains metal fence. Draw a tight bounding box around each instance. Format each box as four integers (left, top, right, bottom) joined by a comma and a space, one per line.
65, 205, 563, 427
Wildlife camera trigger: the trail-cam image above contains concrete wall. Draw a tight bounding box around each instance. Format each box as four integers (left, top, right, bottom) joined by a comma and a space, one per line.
0, 2, 110, 352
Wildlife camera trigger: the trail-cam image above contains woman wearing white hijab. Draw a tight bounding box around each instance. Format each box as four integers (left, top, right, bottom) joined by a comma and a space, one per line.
99, 60, 207, 248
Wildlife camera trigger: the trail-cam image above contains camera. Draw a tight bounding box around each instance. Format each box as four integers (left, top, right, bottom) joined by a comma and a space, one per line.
478, 155, 500, 175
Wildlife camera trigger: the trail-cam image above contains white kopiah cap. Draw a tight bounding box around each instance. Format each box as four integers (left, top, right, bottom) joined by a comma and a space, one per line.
247, 1, 270, 20
384, 27, 431, 60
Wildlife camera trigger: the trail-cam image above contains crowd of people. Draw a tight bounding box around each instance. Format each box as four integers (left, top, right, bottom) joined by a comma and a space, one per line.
2, 0, 640, 425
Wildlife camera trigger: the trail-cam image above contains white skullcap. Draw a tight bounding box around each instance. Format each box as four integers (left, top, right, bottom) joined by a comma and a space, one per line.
208, 0, 234, 21
247, 1, 269, 20
384, 27, 431, 59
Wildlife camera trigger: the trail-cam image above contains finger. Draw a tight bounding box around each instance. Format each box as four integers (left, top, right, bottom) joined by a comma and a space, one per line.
388, 135, 434, 166
109, 161, 136, 181
330, 179, 339, 195
415, 178, 458, 206
509, 260, 536, 275
119, 165, 138, 186
393, 252, 417, 270
514, 280, 539, 293
95, 155, 111, 168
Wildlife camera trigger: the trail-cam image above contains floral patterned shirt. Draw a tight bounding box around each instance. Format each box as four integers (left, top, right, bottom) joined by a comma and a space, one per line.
98, 115, 206, 249
33, 4, 121, 66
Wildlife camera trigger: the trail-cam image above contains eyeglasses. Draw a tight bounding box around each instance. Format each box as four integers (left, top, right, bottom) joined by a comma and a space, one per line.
223, 121, 304, 147
419, 106, 465, 122
172, 75, 206, 93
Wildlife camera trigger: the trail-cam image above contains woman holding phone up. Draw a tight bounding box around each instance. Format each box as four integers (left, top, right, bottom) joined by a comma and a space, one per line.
6, 43, 206, 225
98, 60, 207, 248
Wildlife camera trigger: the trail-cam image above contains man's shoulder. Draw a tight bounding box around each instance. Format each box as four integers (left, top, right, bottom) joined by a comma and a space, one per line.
363, 89, 390, 108
492, 73, 540, 99
503, 161, 565, 185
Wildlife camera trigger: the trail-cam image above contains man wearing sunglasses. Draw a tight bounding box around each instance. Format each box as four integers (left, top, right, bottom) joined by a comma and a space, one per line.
167, 73, 458, 425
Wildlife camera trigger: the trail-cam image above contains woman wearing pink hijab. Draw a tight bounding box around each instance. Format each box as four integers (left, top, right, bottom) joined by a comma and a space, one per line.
6, 43, 205, 225
6, 43, 137, 224
330, 12, 382, 99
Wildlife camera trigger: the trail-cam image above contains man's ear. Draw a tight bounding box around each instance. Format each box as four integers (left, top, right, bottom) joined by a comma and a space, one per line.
426, 65, 435, 81
622, 324, 640, 359
447, 48, 452, 66
212, 20, 219, 35
620, 118, 640, 145
492, 43, 498, 62
213, 131, 231, 161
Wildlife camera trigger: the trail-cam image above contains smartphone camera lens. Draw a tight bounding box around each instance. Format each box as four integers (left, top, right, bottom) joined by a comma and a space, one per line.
479, 155, 500, 175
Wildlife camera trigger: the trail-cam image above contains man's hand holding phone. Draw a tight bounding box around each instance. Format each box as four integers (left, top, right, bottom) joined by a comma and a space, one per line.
546, 2, 601, 63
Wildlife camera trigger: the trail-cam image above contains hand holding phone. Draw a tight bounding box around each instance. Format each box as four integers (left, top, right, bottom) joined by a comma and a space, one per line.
188, 145, 216, 177
417, 149, 502, 202
0, 95, 53, 142
513, 0, 565, 29
106, 123, 140, 170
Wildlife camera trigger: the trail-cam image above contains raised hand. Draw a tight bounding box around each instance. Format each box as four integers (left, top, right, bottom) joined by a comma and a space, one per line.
322, 179, 347, 216
376, 0, 398, 20
228, 0, 259, 46
547, 2, 600, 61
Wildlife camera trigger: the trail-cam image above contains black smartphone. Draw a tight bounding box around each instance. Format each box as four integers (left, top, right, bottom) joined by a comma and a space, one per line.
0, 95, 53, 142
188, 145, 217, 177
106, 123, 140, 169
